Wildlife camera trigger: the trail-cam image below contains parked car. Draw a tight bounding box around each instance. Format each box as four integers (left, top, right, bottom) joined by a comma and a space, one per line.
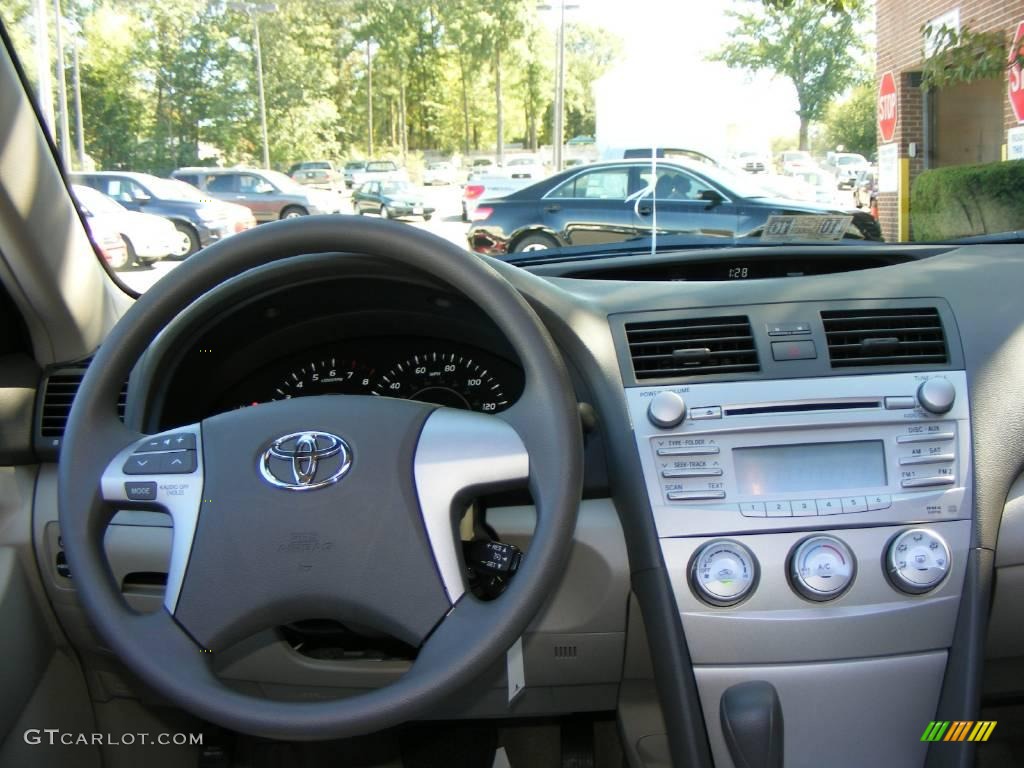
171, 167, 345, 223
71, 184, 178, 267
734, 151, 770, 174
423, 161, 458, 186
351, 180, 435, 220
467, 159, 881, 255
778, 149, 816, 175
461, 175, 536, 222
830, 153, 872, 189
788, 169, 840, 205
288, 160, 343, 191
852, 168, 878, 210
343, 160, 367, 188
71, 171, 238, 258
82, 214, 130, 270
349, 160, 408, 188
566, 134, 595, 145
503, 155, 547, 180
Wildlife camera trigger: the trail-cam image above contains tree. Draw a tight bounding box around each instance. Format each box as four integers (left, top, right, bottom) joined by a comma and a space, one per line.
823, 82, 877, 157
563, 22, 621, 140
711, 0, 869, 150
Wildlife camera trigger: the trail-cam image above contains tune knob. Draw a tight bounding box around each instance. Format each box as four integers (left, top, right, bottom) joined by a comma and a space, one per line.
648, 391, 687, 428
917, 378, 955, 414
886, 528, 951, 594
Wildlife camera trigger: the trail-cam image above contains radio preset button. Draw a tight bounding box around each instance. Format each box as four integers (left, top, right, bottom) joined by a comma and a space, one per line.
841, 496, 868, 513
867, 494, 892, 511
791, 499, 817, 516
896, 431, 955, 444
901, 476, 956, 489
816, 498, 843, 515
766, 500, 792, 517
657, 446, 720, 457
739, 502, 766, 517
884, 396, 917, 410
662, 468, 724, 478
899, 453, 955, 466
667, 490, 727, 501
690, 406, 722, 421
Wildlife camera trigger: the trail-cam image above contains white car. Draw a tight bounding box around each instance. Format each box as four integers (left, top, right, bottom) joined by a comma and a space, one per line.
779, 149, 816, 175
350, 160, 409, 188
72, 184, 179, 267
423, 161, 458, 186
503, 155, 547, 180
830, 153, 872, 190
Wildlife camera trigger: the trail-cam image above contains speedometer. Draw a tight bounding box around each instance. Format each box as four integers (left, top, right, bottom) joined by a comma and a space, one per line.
373, 352, 510, 413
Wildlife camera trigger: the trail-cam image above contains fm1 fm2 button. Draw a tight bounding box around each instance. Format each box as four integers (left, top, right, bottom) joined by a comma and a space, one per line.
123, 450, 196, 475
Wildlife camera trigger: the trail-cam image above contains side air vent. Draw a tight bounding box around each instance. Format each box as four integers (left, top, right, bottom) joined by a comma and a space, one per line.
822, 307, 947, 368
36, 365, 128, 457
625, 316, 760, 379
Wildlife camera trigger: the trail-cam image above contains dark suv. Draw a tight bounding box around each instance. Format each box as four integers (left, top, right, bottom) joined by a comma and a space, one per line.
71, 171, 235, 258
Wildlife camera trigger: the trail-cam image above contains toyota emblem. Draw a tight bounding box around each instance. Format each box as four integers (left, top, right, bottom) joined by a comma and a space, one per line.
259, 431, 352, 490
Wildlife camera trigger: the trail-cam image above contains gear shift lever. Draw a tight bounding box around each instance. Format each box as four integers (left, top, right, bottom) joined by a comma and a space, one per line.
720, 681, 784, 768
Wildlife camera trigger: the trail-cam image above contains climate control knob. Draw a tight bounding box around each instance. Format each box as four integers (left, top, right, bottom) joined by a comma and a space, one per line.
789, 535, 856, 602
689, 539, 758, 607
648, 391, 687, 428
917, 378, 955, 414
886, 528, 951, 594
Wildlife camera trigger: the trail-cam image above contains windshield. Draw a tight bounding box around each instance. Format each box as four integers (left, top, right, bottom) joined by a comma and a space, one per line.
1, 0, 1021, 288
71, 184, 124, 216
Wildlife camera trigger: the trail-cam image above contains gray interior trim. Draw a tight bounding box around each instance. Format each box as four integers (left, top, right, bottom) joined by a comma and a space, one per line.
413, 408, 529, 603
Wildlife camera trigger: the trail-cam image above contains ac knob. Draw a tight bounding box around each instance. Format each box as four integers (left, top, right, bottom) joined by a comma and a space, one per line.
647, 391, 687, 428
917, 378, 955, 414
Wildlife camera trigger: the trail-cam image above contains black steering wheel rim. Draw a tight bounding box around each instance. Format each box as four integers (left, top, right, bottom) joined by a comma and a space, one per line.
59, 216, 583, 740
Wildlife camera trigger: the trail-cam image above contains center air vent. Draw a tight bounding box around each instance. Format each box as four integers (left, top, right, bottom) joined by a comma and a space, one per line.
822, 307, 947, 368
625, 316, 759, 379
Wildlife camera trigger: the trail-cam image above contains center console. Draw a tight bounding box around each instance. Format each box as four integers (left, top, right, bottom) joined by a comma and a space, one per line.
615, 300, 970, 768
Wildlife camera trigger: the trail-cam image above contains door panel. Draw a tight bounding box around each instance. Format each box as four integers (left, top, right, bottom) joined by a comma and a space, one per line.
636, 167, 738, 239
544, 166, 639, 246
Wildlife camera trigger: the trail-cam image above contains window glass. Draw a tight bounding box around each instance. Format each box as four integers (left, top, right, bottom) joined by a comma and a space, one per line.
550, 168, 630, 200
207, 175, 237, 193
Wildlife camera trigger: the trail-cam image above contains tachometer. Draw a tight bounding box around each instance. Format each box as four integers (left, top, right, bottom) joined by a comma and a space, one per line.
269, 358, 375, 401
373, 352, 510, 412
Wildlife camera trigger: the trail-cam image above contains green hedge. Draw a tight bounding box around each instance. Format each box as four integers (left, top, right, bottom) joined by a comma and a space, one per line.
911, 160, 1024, 241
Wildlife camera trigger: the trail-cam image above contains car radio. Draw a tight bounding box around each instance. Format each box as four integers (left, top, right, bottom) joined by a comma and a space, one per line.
626, 371, 971, 538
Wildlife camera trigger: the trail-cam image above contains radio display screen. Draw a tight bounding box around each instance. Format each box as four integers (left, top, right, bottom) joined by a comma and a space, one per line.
733, 440, 886, 495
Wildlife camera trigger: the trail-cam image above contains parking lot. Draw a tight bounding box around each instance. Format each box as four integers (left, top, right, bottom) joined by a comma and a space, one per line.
115, 184, 469, 294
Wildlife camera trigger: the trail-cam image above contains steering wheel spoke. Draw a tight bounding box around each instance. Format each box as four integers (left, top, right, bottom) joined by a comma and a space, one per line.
100, 424, 205, 614
413, 408, 529, 603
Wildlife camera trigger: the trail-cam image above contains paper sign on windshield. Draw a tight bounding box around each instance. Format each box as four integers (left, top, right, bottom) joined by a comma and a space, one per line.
761, 214, 854, 242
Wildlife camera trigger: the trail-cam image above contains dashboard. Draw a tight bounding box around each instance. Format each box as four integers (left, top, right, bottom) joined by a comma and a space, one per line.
147, 268, 525, 429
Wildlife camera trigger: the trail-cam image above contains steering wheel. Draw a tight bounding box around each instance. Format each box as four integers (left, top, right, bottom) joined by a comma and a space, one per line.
59, 217, 583, 740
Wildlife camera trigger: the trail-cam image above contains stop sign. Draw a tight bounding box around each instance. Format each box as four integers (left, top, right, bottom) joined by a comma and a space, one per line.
877, 72, 898, 143
1008, 21, 1024, 124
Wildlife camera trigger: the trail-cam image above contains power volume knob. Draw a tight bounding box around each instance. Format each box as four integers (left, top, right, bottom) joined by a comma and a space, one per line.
647, 391, 687, 428
917, 378, 955, 414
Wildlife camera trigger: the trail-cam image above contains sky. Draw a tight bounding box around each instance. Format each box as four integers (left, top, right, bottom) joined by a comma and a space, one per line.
539, 0, 806, 157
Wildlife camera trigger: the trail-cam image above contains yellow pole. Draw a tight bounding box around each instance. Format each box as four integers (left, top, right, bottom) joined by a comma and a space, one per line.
897, 157, 910, 242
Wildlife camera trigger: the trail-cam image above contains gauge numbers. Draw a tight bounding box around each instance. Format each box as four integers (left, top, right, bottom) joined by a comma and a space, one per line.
373, 352, 510, 413
271, 358, 375, 400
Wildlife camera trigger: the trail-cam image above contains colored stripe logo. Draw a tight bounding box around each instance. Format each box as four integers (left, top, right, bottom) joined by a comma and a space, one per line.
921, 721, 997, 742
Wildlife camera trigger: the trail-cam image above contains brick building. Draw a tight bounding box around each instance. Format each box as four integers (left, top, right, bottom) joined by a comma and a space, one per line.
875, 0, 1024, 241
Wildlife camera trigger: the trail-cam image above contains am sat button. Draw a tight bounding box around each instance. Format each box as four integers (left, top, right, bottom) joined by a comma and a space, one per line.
124, 481, 157, 501
771, 340, 816, 361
